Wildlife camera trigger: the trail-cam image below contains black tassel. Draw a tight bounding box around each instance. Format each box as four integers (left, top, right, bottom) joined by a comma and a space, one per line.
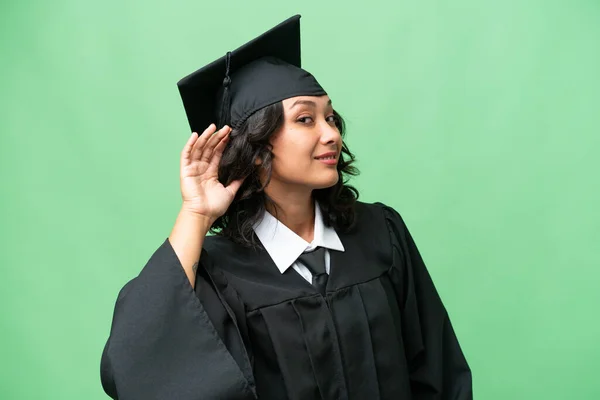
218, 51, 232, 128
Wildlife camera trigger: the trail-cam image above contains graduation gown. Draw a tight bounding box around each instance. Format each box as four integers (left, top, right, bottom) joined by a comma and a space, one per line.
100, 201, 472, 399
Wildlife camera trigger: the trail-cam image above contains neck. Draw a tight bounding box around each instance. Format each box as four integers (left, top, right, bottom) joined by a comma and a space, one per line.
265, 185, 315, 243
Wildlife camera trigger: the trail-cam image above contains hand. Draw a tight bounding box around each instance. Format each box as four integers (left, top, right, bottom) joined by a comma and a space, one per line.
178, 124, 244, 222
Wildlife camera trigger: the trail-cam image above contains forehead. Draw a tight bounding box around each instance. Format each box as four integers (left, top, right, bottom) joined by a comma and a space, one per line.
282, 95, 332, 108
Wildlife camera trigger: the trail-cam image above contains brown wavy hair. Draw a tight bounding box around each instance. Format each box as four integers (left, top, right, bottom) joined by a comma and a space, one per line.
211, 101, 359, 248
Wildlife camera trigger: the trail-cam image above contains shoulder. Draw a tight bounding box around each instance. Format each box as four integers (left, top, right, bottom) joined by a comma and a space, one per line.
202, 234, 264, 267
353, 200, 405, 227
352, 200, 411, 246
203, 234, 238, 252
203, 235, 247, 260
344, 200, 406, 241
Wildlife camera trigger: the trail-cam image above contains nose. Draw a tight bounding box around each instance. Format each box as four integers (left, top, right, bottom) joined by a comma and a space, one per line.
318, 119, 342, 146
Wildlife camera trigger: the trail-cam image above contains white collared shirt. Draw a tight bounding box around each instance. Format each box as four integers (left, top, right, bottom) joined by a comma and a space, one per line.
252, 203, 345, 283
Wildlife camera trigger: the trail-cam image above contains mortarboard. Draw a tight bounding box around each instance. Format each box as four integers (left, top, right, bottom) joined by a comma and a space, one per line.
177, 14, 327, 133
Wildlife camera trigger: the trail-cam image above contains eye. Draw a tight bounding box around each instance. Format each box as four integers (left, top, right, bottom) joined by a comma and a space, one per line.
326, 115, 338, 123
297, 116, 314, 124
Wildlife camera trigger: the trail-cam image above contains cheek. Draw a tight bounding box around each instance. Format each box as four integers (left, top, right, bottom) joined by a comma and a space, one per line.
272, 151, 318, 183
271, 132, 314, 166
272, 148, 308, 176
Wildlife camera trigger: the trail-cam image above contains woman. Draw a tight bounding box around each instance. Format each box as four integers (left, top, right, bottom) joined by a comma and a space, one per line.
100, 15, 472, 400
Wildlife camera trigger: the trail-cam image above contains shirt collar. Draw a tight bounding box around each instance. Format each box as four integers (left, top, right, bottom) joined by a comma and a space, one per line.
252, 202, 345, 274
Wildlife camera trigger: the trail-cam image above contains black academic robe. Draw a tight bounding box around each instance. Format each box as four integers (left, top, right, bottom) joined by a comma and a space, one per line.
100, 201, 472, 399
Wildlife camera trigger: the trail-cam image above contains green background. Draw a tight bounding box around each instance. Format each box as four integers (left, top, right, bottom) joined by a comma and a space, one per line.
1, 0, 599, 398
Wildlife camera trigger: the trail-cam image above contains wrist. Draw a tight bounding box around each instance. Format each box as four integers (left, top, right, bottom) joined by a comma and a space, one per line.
178, 207, 216, 230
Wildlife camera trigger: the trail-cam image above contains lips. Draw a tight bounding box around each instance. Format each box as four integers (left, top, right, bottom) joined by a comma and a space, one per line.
314, 151, 337, 160
315, 151, 338, 166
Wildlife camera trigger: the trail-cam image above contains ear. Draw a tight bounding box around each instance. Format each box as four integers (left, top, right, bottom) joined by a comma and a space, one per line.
254, 156, 262, 166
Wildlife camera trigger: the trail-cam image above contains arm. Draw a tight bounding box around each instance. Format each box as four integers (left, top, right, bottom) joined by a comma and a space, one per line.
100, 238, 256, 400
169, 124, 244, 288
100, 124, 250, 399
168, 208, 213, 288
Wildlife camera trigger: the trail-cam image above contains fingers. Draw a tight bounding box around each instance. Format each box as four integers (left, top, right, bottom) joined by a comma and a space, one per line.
182, 124, 217, 168
198, 125, 231, 163
180, 131, 199, 169
207, 131, 231, 171
190, 124, 220, 162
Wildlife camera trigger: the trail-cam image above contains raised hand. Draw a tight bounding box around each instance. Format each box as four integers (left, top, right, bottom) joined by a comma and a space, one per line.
179, 124, 244, 222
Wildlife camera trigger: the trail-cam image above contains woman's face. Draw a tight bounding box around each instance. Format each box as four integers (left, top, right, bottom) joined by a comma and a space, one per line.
266, 95, 342, 193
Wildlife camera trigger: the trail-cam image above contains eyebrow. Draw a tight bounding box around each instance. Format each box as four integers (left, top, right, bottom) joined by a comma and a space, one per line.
290, 99, 333, 109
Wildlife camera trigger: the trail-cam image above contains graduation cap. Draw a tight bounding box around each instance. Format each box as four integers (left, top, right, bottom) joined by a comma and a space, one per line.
177, 14, 327, 133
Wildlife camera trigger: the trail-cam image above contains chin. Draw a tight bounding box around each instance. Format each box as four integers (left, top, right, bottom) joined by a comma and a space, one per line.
312, 174, 340, 190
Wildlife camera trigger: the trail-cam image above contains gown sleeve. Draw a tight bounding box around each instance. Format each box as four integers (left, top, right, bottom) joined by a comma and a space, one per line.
100, 238, 256, 400
379, 203, 473, 400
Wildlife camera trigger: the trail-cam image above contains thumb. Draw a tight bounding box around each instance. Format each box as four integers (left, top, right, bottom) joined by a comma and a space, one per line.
225, 177, 246, 198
